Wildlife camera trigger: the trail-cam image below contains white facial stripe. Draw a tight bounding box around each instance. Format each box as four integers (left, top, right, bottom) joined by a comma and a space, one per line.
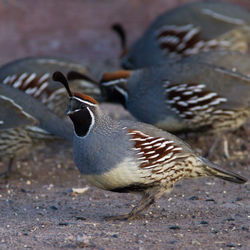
0, 120, 4, 124
101, 79, 127, 86
73, 96, 97, 107
114, 86, 128, 101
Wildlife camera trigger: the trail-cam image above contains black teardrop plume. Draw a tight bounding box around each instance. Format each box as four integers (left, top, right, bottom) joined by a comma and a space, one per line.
67, 71, 98, 85
52, 71, 73, 97
112, 23, 127, 50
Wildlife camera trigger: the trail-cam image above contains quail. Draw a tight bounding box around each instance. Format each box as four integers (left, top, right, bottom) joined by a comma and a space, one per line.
114, 1, 250, 69
181, 50, 250, 77
0, 83, 73, 177
53, 71, 247, 220
100, 57, 250, 134
0, 56, 101, 117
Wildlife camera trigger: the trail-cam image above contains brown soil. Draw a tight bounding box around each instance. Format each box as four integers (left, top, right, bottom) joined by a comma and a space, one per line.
0, 0, 249, 249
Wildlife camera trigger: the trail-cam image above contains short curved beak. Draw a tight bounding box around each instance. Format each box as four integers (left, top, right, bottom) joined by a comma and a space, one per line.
66, 100, 73, 116
66, 110, 73, 116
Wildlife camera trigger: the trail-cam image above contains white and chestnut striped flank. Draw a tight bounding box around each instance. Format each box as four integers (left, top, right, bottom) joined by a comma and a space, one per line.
155, 24, 230, 56
163, 81, 242, 128
127, 129, 183, 169
2, 72, 66, 105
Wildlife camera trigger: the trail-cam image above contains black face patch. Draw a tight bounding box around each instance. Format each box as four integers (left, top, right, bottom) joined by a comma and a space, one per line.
101, 86, 127, 108
68, 108, 92, 137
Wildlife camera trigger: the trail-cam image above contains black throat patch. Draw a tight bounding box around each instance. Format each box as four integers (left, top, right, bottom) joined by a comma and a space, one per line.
69, 108, 92, 137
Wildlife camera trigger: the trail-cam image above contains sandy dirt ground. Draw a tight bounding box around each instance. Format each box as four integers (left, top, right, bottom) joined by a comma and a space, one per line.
0, 0, 249, 249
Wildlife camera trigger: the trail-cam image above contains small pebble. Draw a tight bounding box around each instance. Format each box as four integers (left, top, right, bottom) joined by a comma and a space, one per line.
75, 216, 86, 221
211, 230, 219, 234
170, 240, 177, 244
205, 198, 215, 202
200, 221, 208, 225
50, 205, 58, 210
189, 196, 199, 200
226, 243, 235, 248
75, 234, 90, 247
58, 222, 69, 226
225, 217, 234, 222
169, 225, 180, 230
241, 226, 248, 231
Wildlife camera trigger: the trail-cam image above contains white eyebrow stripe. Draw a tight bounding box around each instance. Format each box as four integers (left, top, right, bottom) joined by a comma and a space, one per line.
72, 96, 97, 106
101, 79, 127, 86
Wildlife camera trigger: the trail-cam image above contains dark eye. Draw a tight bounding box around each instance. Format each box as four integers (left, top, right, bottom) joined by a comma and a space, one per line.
81, 104, 85, 109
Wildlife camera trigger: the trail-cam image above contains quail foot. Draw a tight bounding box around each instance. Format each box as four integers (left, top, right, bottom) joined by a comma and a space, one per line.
53, 72, 247, 220
0, 56, 100, 117
115, 1, 250, 69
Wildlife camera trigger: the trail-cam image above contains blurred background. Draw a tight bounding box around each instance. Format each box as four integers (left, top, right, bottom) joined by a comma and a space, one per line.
0, 0, 249, 65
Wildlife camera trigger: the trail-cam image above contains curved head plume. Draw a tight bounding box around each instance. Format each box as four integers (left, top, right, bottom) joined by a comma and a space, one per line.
52, 71, 73, 97
112, 23, 128, 57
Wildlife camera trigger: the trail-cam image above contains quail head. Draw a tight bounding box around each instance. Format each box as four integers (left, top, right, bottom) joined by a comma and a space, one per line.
0, 56, 101, 117
53, 72, 247, 220
100, 56, 250, 134
0, 83, 73, 177
115, 1, 250, 69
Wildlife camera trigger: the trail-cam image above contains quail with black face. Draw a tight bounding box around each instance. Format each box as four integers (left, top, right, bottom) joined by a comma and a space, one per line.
53, 71, 247, 220
100, 54, 250, 134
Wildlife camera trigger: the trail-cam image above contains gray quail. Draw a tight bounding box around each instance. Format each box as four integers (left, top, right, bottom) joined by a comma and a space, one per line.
180, 50, 250, 77
0, 83, 73, 177
114, 1, 250, 69
52, 71, 247, 220
0, 56, 100, 117
100, 56, 250, 134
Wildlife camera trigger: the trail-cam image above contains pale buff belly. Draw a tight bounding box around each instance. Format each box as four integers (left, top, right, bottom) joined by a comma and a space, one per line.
82, 157, 147, 190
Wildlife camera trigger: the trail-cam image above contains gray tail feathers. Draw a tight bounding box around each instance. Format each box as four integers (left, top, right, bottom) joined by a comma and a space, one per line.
200, 157, 247, 184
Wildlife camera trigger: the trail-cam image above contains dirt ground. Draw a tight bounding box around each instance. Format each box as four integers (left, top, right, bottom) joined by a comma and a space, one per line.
0, 0, 249, 249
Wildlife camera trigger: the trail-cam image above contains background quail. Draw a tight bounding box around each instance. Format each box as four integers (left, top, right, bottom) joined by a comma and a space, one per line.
0, 83, 73, 177
180, 50, 250, 77
100, 54, 250, 134
0, 56, 101, 117
53, 72, 247, 220
114, 1, 250, 69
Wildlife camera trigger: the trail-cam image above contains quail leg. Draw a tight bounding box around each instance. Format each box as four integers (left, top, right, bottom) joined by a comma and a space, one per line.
205, 135, 230, 159
0, 157, 14, 178
204, 136, 219, 158
105, 192, 163, 221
